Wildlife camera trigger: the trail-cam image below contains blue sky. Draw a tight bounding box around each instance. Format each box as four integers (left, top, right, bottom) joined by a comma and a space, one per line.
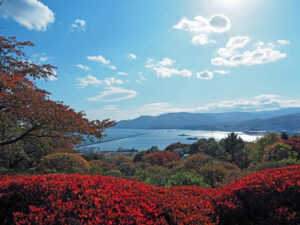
1, 0, 300, 121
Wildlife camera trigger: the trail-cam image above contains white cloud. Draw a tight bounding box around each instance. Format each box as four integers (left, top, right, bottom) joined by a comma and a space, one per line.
140, 75, 147, 81
212, 36, 287, 67
191, 34, 216, 46
0, 0, 54, 31
76, 75, 102, 88
196, 94, 300, 112
87, 55, 110, 64
196, 70, 214, 80
103, 77, 123, 86
87, 102, 189, 120
108, 65, 117, 70
277, 40, 290, 46
174, 14, 230, 33
146, 58, 192, 78
136, 75, 147, 84
214, 70, 231, 75
76, 64, 91, 71
71, 19, 86, 31
128, 53, 137, 60
217, 36, 250, 58
226, 36, 249, 49
87, 86, 137, 102
76, 75, 123, 88
173, 14, 230, 46
48, 70, 57, 81
117, 72, 128, 76
39, 56, 48, 62
157, 58, 175, 66
86, 95, 300, 121
87, 55, 116, 70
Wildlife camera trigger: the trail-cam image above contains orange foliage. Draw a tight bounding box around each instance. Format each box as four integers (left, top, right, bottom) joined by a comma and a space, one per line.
0, 36, 115, 149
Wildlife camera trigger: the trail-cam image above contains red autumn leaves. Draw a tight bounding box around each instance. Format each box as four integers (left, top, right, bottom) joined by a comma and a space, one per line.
0, 165, 299, 225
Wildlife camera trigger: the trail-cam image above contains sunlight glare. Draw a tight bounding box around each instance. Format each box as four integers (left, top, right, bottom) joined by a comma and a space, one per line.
215, 0, 243, 7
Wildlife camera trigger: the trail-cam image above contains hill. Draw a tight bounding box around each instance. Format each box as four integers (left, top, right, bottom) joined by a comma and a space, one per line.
215, 112, 300, 132
115, 108, 300, 132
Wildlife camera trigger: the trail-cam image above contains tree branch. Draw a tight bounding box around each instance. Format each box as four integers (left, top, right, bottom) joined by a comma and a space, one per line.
0, 124, 37, 146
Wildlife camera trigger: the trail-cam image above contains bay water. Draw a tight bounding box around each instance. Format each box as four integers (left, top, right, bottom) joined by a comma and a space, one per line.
81, 128, 263, 152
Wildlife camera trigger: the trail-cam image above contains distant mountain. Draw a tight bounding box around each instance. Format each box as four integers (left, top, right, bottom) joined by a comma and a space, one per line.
215, 113, 300, 132
115, 108, 300, 132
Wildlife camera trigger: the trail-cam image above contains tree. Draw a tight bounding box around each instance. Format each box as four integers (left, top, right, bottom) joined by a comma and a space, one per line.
221, 132, 244, 164
164, 142, 188, 151
0, 36, 115, 154
281, 132, 289, 140
250, 132, 279, 165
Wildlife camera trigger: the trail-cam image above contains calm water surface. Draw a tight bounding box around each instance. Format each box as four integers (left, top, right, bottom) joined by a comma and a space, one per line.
81, 128, 263, 151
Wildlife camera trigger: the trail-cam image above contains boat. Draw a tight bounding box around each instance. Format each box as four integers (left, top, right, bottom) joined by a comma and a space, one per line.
187, 137, 198, 140
116, 147, 138, 152
178, 134, 190, 136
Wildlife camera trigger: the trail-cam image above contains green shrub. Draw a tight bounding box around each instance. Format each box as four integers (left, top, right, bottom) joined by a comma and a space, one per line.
167, 171, 209, 187
119, 163, 136, 176
35, 153, 90, 174
105, 169, 122, 178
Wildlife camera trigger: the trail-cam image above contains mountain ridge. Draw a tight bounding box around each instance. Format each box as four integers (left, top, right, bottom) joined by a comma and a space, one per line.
114, 108, 300, 132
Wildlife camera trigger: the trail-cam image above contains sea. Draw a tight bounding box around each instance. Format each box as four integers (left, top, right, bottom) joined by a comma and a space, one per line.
79, 128, 263, 152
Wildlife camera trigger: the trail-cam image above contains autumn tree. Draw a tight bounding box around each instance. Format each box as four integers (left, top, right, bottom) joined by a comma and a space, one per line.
0, 36, 115, 169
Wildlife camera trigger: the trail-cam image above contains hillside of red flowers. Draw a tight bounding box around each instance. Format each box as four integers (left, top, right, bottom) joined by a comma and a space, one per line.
0, 165, 299, 225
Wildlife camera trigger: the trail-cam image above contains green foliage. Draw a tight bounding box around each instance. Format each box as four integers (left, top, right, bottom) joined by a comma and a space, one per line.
35, 153, 90, 174
183, 154, 214, 171
263, 142, 297, 162
201, 138, 227, 160
0, 136, 58, 172
221, 132, 244, 164
164, 142, 188, 151
281, 132, 289, 140
81, 151, 105, 161
111, 155, 132, 166
105, 169, 122, 178
250, 132, 279, 165
254, 159, 300, 172
119, 163, 136, 176
167, 171, 209, 187
144, 166, 170, 186
198, 162, 243, 188
89, 163, 105, 175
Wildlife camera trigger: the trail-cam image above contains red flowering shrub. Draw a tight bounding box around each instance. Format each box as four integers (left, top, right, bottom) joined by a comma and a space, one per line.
212, 165, 300, 225
0, 165, 299, 225
141, 150, 180, 166
0, 175, 214, 225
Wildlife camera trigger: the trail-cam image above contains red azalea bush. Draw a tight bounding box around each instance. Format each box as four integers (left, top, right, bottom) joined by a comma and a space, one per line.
141, 150, 180, 166
213, 165, 300, 225
0, 165, 299, 225
0, 175, 214, 225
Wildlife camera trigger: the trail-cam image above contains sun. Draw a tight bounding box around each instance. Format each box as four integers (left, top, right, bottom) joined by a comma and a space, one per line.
216, 0, 242, 6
